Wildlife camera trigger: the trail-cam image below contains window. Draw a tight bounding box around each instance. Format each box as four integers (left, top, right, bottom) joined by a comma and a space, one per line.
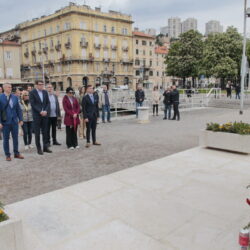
111, 38, 116, 46
136, 70, 140, 76
122, 28, 128, 35
94, 36, 99, 44
80, 21, 87, 30
64, 22, 71, 30
150, 51, 152, 56
136, 40, 139, 45
112, 51, 116, 59
111, 26, 115, 33
103, 25, 107, 32
157, 72, 159, 76
6, 68, 13, 78
142, 40, 147, 46
82, 48, 87, 59
104, 37, 108, 46
57, 65, 62, 73
135, 59, 140, 66
50, 39, 54, 48
149, 71, 153, 76
143, 50, 146, 56
136, 49, 139, 55
94, 23, 98, 31
44, 29, 47, 36
50, 26, 53, 34
123, 52, 128, 60
5, 51, 12, 60
95, 63, 100, 72
150, 60, 152, 67
150, 41, 152, 46
95, 50, 100, 58
104, 50, 108, 59
56, 25, 60, 32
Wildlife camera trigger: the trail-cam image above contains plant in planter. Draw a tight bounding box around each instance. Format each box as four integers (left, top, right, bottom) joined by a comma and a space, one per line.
0, 201, 9, 223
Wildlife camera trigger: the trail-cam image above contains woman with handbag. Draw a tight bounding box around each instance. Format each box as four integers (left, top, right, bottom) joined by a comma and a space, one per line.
62, 87, 80, 150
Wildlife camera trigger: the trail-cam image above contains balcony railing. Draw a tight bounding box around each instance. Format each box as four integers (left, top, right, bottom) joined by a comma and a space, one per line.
102, 70, 114, 76
94, 43, 101, 49
65, 42, 71, 49
55, 44, 61, 51
31, 50, 36, 56
24, 51, 29, 58
111, 45, 117, 50
122, 46, 129, 52
103, 58, 110, 63
43, 47, 48, 54
80, 41, 88, 48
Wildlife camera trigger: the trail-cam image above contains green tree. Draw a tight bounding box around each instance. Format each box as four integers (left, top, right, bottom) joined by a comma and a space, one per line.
165, 30, 204, 87
202, 26, 242, 88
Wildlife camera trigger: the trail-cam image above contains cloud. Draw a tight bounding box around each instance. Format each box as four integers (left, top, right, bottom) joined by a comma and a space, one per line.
0, 0, 244, 34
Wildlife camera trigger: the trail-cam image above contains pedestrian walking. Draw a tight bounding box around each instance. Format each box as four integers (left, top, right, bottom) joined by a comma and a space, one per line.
163, 87, 172, 120
99, 85, 112, 123
0, 83, 24, 161
46, 84, 61, 146
77, 86, 86, 139
135, 84, 145, 118
82, 85, 101, 148
152, 86, 161, 116
63, 87, 80, 150
235, 83, 241, 99
226, 81, 232, 99
29, 80, 52, 155
20, 91, 33, 150
170, 85, 180, 121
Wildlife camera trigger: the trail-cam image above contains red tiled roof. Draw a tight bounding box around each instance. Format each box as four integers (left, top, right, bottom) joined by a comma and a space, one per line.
155, 46, 168, 54
0, 40, 20, 46
132, 31, 155, 39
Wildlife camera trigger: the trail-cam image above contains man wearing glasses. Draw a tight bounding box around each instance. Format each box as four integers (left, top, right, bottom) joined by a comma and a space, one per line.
29, 80, 51, 155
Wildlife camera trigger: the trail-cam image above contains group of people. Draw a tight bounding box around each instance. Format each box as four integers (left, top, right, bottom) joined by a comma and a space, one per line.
0, 81, 107, 161
226, 81, 241, 99
135, 84, 180, 121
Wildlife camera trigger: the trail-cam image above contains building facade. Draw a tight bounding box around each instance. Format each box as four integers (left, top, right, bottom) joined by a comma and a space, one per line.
168, 17, 181, 39
144, 28, 157, 36
16, 3, 133, 90
132, 31, 155, 89
205, 20, 223, 36
0, 40, 22, 85
181, 18, 198, 33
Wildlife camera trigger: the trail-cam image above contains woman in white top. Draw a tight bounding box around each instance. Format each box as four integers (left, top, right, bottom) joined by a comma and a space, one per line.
152, 86, 161, 116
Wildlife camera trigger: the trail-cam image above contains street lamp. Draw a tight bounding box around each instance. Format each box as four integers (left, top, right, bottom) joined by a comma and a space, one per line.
240, 1, 250, 114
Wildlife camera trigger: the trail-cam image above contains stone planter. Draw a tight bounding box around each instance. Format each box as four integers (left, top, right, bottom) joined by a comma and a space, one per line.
137, 106, 150, 124
0, 218, 25, 250
199, 130, 250, 154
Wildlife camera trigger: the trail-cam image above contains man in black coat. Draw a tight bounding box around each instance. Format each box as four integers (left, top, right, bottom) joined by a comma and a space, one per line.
163, 87, 172, 120
170, 85, 180, 121
82, 85, 101, 148
135, 84, 145, 118
29, 80, 51, 155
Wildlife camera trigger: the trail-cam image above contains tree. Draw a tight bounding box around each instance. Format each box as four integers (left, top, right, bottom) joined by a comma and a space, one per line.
202, 26, 242, 88
165, 30, 204, 87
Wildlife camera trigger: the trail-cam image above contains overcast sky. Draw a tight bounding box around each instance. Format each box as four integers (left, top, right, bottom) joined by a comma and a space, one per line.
0, 0, 245, 34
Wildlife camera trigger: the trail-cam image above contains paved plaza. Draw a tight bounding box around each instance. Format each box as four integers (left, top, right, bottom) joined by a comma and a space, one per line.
1, 107, 250, 205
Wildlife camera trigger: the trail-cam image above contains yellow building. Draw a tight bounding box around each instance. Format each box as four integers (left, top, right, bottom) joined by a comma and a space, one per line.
0, 40, 22, 85
18, 3, 134, 90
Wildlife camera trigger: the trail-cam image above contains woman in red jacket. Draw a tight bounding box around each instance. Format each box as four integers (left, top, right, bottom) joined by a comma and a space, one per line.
62, 87, 80, 149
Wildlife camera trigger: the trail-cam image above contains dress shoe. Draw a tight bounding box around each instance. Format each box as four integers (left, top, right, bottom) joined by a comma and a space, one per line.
85, 143, 91, 148
6, 156, 11, 161
171, 118, 176, 120
53, 141, 61, 146
93, 142, 101, 146
44, 148, 52, 153
37, 149, 43, 155
108, 120, 112, 123
163, 117, 167, 120
14, 154, 24, 159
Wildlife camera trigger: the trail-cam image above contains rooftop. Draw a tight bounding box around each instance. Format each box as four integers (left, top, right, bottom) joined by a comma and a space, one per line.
155, 46, 168, 54
132, 31, 155, 39
0, 40, 20, 46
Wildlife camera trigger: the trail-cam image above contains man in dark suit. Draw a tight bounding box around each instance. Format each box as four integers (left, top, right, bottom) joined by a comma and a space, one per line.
0, 83, 24, 161
82, 85, 101, 148
29, 80, 51, 155
170, 85, 180, 121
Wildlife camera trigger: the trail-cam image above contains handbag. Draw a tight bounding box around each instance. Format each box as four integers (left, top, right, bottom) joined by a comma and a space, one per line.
0, 95, 11, 123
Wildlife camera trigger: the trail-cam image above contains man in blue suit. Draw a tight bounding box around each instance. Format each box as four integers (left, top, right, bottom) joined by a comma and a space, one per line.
0, 83, 24, 161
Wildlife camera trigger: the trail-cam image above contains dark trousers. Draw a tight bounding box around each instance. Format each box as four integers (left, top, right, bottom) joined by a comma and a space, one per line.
33, 116, 49, 151
2, 123, 19, 157
236, 92, 240, 99
22, 121, 33, 146
66, 126, 78, 148
48, 117, 58, 144
173, 103, 180, 120
164, 104, 171, 119
86, 118, 97, 143
102, 105, 111, 122
153, 104, 159, 115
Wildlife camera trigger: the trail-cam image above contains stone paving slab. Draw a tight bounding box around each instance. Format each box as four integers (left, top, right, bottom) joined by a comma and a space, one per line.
5, 146, 250, 250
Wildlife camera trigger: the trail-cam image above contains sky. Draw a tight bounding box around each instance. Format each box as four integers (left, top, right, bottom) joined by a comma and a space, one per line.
0, 0, 245, 34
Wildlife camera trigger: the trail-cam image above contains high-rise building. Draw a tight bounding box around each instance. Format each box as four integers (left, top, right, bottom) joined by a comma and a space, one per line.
145, 28, 157, 36
160, 26, 168, 36
168, 17, 181, 39
205, 20, 223, 36
181, 18, 198, 33
2, 3, 134, 90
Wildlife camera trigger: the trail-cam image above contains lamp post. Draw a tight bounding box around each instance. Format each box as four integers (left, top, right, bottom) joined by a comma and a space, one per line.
240, 0, 250, 114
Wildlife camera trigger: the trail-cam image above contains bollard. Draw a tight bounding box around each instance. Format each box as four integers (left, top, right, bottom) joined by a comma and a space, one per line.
239, 228, 249, 248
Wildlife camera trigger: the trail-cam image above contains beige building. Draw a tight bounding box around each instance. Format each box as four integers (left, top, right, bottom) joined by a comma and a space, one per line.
0, 40, 22, 85
133, 31, 155, 89
9, 3, 134, 90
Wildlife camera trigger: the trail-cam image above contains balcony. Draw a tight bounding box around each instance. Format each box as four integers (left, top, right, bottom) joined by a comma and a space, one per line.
122, 46, 129, 52
21, 64, 31, 71
43, 47, 48, 54
121, 59, 133, 64
55, 44, 61, 51
65, 42, 71, 49
94, 43, 101, 49
38, 50, 42, 55
103, 58, 110, 63
31, 49, 36, 56
89, 53, 94, 62
111, 45, 117, 50
24, 51, 29, 58
103, 44, 109, 50
80, 41, 88, 48
102, 70, 114, 76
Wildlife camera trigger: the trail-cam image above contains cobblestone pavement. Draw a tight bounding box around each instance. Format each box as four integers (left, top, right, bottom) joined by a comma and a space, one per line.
1, 108, 249, 204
